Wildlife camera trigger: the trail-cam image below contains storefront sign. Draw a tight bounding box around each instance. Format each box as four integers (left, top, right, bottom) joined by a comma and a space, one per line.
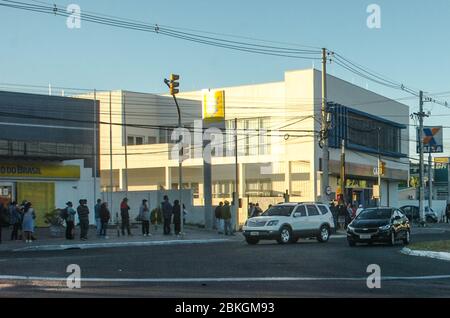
0, 163, 80, 180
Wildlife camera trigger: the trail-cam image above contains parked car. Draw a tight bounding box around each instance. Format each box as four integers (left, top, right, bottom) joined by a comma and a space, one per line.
347, 207, 411, 247
399, 205, 438, 223
242, 202, 335, 245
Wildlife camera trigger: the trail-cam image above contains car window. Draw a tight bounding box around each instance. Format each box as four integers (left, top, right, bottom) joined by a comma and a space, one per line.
262, 205, 294, 217
306, 205, 320, 216
294, 205, 307, 217
357, 208, 393, 220
317, 205, 329, 215
401, 206, 410, 214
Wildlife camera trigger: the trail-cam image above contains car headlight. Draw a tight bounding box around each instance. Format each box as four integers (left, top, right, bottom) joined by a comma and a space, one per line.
379, 224, 391, 231
267, 220, 279, 227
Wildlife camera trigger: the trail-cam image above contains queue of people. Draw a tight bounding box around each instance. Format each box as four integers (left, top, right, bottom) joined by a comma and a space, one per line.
0, 200, 36, 244
213, 200, 234, 236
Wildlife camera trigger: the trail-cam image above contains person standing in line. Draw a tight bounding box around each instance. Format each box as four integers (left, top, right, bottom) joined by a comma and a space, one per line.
99, 202, 110, 238
22, 202, 35, 243
161, 195, 173, 235
251, 203, 263, 218
222, 200, 233, 236
0, 202, 5, 244
77, 199, 90, 241
120, 198, 132, 236
173, 200, 182, 236
214, 202, 223, 233
446, 201, 450, 223
248, 203, 255, 218
94, 199, 102, 237
9, 202, 21, 241
65, 202, 76, 240
139, 199, 151, 237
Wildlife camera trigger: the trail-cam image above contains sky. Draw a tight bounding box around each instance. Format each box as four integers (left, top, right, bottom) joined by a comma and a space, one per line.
1, 0, 449, 157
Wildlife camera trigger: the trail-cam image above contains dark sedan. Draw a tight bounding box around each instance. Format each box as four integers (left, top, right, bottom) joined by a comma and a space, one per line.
399, 205, 439, 223
347, 207, 410, 247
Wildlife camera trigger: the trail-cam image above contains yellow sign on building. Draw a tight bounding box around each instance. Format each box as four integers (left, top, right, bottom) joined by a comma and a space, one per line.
0, 163, 80, 180
202, 89, 225, 122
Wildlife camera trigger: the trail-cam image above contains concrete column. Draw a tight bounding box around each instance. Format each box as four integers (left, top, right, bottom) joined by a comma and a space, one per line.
165, 166, 171, 190
284, 160, 291, 199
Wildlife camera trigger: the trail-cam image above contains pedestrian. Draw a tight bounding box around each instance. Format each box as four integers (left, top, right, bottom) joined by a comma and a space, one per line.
248, 203, 255, 218
9, 202, 21, 241
173, 200, 182, 236
0, 202, 5, 244
182, 204, 187, 225
356, 204, 364, 218
77, 199, 90, 241
65, 202, 76, 240
161, 195, 173, 235
251, 203, 263, 218
446, 201, 450, 224
214, 202, 223, 232
139, 199, 151, 237
95, 199, 102, 237
120, 198, 132, 236
329, 202, 337, 229
99, 202, 110, 238
338, 203, 348, 230
222, 200, 233, 235
22, 202, 35, 243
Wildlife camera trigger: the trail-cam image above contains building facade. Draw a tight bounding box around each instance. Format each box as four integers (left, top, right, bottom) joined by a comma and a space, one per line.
84, 68, 410, 225
0, 91, 100, 226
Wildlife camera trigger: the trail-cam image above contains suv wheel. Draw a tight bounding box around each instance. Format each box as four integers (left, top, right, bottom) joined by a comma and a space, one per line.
388, 231, 396, 246
246, 237, 259, 245
277, 226, 292, 244
317, 225, 330, 243
403, 230, 410, 245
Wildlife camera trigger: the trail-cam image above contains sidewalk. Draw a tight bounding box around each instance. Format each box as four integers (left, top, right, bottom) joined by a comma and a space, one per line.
0, 224, 241, 252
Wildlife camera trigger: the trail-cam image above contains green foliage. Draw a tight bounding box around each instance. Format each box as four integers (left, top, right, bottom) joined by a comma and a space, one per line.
44, 209, 65, 227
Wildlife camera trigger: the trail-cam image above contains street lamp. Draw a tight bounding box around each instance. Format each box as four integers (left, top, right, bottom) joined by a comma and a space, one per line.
164, 74, 184, 237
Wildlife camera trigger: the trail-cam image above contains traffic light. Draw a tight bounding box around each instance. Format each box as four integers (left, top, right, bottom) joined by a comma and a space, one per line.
379, 161, 386, 176
170, 74, 180, 96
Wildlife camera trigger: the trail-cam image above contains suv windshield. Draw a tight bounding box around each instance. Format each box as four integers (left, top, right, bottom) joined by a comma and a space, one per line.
357, 208, 393, 220
262, 205, 295, 217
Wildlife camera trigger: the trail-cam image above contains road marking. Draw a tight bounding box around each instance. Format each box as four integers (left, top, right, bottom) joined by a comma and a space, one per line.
1, 275, 450, 283
12, 239, 231, 252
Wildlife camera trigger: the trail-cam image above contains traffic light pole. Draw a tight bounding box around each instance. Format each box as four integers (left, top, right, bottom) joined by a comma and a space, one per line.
418, 91, 426, 226
321, 48, 330, 203
164, 76, 184, 237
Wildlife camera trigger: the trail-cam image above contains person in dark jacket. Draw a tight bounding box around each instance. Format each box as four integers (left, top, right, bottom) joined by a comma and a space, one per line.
9, 202, 21, 241
161, 195, 173, 235
77, 199, 90, 240
173, 200, 182, 236
446, 202, 450, 223
214, 202, 223, 232
222, 200, 233, 236
120, 198, 132, 236
99, 202, 111, 238
65, 202, 76, 240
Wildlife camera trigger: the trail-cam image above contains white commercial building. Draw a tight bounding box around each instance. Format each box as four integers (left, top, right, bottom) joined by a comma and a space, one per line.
81, 68, 409, 226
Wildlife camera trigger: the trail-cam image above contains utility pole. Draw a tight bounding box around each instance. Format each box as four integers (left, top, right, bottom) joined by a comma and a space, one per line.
109, 91, 114, 224
418, 91, 426, 225
164, 74, 184, 236
321, 48, 329, 204
234, 118, 239, 230
93, 89, 98, 209
428, 152, 433, 209
123, 93, 129, 196
340, 139, 346, 204
377, 127, 382, 207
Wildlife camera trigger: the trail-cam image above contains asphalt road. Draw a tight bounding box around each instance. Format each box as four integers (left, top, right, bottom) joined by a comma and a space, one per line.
1, 228, 450, 298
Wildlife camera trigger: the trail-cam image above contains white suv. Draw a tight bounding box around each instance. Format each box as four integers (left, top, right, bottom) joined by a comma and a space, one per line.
242, 202, 335, 245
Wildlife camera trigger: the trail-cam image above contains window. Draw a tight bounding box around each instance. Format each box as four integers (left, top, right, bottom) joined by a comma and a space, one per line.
295, 205, 307, 217
318, 205, 329, 215
306, 205, 320, 216
147, 136, 157, 145
127, 136, 135, 146
262, 205, 294, 217
135, 137, 144, 145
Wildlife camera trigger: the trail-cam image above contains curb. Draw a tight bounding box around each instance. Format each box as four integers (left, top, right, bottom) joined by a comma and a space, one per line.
11, 238, 232, 252
401, 248, 450, 262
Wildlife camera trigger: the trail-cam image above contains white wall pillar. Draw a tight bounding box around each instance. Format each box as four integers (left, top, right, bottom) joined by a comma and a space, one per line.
165, 166, 172, 190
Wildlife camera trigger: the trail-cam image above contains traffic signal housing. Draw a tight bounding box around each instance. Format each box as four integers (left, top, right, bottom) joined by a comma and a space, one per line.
379, 161, 386, 176
170, 74, 180, 96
